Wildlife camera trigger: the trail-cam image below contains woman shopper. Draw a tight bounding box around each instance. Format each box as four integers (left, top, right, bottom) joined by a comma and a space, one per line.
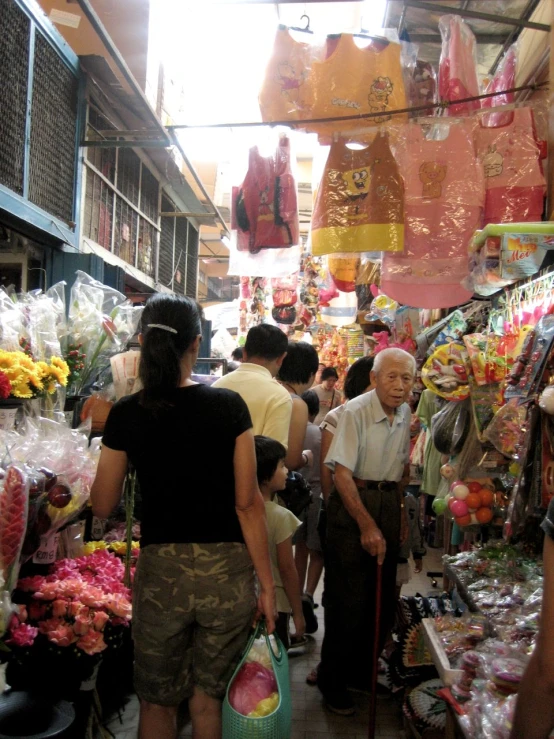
313, 367, 343, 425
91, 294, 275, 739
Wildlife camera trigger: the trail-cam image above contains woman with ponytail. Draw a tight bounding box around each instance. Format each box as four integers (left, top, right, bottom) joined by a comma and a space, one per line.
91, 294, 275, 739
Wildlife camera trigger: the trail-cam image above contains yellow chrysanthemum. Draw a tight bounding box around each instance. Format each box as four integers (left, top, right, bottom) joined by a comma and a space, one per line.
48, 365, 69, 387
17, 354, 36, 372
11, 380, 33, 398
50, 356, 70, 379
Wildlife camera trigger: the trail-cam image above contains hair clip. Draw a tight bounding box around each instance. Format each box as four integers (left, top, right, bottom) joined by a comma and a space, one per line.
147, 323, 178, 334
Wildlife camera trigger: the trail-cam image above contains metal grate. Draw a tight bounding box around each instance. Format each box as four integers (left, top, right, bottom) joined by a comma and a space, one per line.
114, 199, 137, 266
186, 223, 199, 299
83, 167, 113, 250
116, 148, 140, 206
158, 196, 175, 288
140, 165, 159, 223
86, 107, 116, 182
174, 216, 188, 295
28, 33, 78, 224
137, 219, 155, 278
0, 0, 30, 195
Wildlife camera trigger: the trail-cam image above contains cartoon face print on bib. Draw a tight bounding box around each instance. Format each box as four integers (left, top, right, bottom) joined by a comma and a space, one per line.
483, 146, 504, 178
419, 162, 447, 199
368, 77, 393, 122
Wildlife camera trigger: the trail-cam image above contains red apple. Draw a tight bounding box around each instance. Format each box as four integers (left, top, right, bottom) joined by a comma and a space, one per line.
47, 482, 72, 509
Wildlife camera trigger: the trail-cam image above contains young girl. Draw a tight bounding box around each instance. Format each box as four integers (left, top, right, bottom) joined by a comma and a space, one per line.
91, 294, 275, 739
254, 435, 306, 650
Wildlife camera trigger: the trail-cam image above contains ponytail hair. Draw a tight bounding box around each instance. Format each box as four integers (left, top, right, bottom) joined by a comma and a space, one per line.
139, 294, 203, 411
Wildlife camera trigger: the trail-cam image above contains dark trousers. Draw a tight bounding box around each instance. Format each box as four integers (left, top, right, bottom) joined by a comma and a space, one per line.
318, 485, 400, 697
275, 612, 290, 650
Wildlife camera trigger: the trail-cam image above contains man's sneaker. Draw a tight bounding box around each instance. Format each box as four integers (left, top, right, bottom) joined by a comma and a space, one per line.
323, 691, 355, 716
302, 594, 318, 634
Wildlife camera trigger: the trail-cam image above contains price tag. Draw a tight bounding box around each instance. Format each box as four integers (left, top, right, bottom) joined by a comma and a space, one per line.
91, 516, 106, 541
33, 533, 60, 564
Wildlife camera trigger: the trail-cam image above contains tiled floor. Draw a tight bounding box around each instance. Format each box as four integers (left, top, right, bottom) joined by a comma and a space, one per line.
104, 548, 445, 738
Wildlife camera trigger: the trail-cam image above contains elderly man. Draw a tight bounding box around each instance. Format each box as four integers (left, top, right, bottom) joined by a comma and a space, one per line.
317, 348, 415, 716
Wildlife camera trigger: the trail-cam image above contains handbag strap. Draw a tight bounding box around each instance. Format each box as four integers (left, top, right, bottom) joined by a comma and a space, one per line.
258, 619, 286, 668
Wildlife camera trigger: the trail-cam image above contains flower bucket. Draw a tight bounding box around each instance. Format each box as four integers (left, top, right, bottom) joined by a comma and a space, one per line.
0, 400, 23, 431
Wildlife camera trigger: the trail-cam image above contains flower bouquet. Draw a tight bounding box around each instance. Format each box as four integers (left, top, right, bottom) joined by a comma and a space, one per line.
5, 550, 133, 698
65, 271, 142, 395
0, 417, 101, 563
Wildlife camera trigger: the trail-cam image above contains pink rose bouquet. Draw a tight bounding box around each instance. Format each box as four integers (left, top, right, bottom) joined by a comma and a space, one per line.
6, 550, 133, 658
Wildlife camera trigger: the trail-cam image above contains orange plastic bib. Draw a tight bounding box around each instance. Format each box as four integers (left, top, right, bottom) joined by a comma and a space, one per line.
311, 132, 404, 255
307, 35, 408, 141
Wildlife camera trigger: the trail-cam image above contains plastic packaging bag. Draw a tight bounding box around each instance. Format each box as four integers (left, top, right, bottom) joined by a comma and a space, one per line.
0, 466, 29, 592
480, 44, 517, 128
228, 661, 277, 717
431, 399, 471, 455
483, 399, 528, 460
438, 15, 480, 116
408, 59, 437, 116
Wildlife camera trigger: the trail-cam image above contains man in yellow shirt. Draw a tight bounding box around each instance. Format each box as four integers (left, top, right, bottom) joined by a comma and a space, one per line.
214, 325, 292, 448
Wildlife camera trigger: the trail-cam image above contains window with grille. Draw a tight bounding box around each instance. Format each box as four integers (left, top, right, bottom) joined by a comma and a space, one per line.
0, 0, 79, 227
84, 102, 160, 280
0, 0, 30, 196
157, 195, 199, 297
28, 33, 78, 224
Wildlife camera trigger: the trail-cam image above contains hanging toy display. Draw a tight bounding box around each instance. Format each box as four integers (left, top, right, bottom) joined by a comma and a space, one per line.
271, 274, 298, 328
422, 342, 470, 400
445, 479, 496, 527
365, 294, 398, 328
328, 254, 360, 293
299, 255, 323, 327
239, 277, 269, 337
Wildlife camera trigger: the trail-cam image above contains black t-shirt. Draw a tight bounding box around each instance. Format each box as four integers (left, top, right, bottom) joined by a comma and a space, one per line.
102, 385, 252, 547
541, 497, 554, 542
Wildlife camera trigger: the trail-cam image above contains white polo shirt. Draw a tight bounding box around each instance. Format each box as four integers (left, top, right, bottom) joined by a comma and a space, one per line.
213, 363, 292, 448
325, 389, 410, 482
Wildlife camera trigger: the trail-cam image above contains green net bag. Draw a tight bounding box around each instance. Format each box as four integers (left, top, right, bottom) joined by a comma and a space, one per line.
222, 620, 291, 738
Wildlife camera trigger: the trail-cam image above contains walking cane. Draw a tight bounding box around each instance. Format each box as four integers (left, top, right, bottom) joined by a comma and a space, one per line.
368, 562, 383, 739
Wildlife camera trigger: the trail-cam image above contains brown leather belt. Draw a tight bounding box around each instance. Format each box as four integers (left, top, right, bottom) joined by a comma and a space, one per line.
353, 478, 397, 492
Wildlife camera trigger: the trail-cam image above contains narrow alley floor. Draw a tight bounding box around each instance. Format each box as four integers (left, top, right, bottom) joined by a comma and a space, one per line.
104, 548, 444, 739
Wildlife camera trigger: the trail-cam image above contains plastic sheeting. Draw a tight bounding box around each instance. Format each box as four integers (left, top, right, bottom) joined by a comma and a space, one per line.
438, 15, 480, 117
381, 121, 484, 309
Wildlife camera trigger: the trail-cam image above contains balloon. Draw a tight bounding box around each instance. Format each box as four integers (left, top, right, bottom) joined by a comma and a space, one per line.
432, 498, 448, 515
465, 492, 481, 511
455, 514, 472, 527
452, 484, 470, 500
450, 499, 469, 518
479, 489, 494, 507
440, 464, 455, 480
449, 480, 465, 492
475, 507, 493, 524
467, 482, 482, 495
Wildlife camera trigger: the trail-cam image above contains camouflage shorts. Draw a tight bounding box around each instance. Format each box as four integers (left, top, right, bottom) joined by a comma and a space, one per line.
132, 542, 256, 705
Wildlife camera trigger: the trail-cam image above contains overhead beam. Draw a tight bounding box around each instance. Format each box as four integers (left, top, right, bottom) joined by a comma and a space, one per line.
160, 211, 217, 218
408, 33, 510, 44
489, 0, 544, 74
83, 139, 169, 148
403, 0, 551, 32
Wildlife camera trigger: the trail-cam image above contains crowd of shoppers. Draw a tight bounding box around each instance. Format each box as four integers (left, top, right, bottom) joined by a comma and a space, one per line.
91, 293, 420, 737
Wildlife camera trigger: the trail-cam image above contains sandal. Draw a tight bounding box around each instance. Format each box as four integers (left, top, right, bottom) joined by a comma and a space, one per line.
306, 664, 320, 685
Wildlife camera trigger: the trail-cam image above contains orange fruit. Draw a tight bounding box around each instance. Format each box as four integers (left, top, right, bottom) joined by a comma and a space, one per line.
475, 507, 493, 524
455, 514, 472, 527
465, 492, 481, 511
479, 489, 494, 507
